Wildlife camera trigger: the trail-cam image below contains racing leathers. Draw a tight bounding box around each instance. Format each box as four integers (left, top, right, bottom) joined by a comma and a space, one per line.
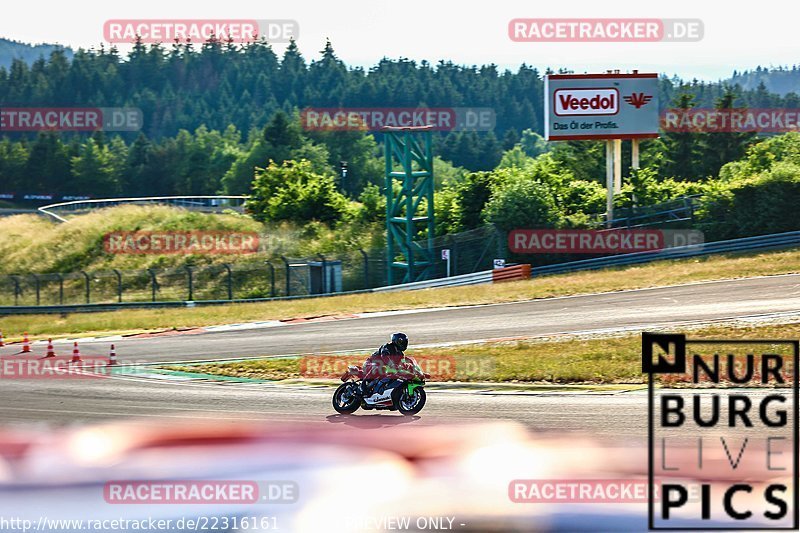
361, 342, 418, 397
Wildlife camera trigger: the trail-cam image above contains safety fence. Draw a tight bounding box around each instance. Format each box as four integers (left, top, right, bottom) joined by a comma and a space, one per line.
592, 195, 701, 229
530, 230, 800, 276
422, 225, 505, 278
0, 258, 380, 308
0, 226, 505, 308
3, 227, 800, 314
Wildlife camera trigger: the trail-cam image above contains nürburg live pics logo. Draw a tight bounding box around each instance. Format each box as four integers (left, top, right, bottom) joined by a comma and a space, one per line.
643, 332, 798, 530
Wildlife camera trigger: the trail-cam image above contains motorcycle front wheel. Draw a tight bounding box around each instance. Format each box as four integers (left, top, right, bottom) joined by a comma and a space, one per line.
392, 386, 426, 416
332, 382, 361, 414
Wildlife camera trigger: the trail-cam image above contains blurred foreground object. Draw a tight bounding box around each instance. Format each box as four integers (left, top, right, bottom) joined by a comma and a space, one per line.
0, 418, 792, 532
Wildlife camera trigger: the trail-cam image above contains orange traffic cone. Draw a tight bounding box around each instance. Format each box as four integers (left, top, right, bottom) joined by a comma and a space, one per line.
70, 341, 82, 363
20, 333, 31, 354
45, 338, 56, 358
0, 330, 4, 347
108, 344, 117, 366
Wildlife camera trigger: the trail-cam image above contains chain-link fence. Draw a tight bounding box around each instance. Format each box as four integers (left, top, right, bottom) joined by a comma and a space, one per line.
0, 227, 511, 307
0, 254, 384, 307
420, 226, 506, 278
591, 195, 701, 229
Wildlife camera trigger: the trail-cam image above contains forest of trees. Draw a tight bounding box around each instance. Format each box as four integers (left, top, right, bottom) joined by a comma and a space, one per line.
0, 38, 73, 69
0, 38, 797, 205
729, 65, 800, 96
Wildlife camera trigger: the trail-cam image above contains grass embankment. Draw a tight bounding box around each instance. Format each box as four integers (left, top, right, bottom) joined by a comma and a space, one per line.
0, 205, 264, 274
0, 204, 383, 275
169, 322, 798, 384
0, 204, 383, 307
3, 245, 800, 341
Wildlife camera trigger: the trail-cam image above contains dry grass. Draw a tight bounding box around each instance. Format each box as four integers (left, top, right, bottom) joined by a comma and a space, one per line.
169, 322, 800, 384
3, 247, 800, 340
0, 206, 264, 274
0, 205, 383, 276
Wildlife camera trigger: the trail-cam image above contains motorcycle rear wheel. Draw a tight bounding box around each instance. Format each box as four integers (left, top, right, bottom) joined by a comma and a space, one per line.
332, 382, 361, 414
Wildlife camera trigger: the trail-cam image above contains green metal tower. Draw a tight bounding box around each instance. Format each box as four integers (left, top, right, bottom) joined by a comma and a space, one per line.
383, 126, 435, 285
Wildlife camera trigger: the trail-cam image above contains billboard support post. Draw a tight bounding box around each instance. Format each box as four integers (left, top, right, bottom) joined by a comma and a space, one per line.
613, 138, 622, 193
632, 138, 640, 170
606, 140, 614, 227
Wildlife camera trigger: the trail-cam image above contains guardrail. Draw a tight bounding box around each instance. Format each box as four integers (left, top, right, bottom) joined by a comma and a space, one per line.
0, 208, 37, 217
39, 196, 247, 223
530, 230, 800, 276
373, 264, 532, 292
373, 270, 494, 292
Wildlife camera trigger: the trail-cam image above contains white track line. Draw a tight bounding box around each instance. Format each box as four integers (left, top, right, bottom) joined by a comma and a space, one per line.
108, 308, 800, 368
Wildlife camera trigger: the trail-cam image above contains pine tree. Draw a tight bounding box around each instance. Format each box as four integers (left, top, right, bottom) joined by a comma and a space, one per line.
662, 91, 703, 180
70, 139, 120, 196
700, 88, 756, 177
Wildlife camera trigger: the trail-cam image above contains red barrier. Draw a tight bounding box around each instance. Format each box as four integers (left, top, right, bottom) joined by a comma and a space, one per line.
492, 264, 531, 283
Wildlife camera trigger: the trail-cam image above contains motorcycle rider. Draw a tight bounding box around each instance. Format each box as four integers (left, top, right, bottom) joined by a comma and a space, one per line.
361, 332, 415, 397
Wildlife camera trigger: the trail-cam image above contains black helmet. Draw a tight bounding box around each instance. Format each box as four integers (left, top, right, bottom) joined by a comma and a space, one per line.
391, 332, 408, 351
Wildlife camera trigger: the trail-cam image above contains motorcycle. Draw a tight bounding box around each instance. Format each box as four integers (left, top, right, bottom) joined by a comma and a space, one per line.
332, 361, 429, 416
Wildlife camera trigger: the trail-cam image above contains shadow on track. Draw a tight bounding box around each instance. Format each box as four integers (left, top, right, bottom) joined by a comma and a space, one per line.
326, 413, 421, 429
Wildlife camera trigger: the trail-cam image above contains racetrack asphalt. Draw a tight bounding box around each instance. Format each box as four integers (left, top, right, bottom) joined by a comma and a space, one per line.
1, 273, 799, 430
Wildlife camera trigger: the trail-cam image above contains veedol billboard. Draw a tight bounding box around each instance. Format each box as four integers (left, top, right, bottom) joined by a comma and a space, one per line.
544, 73, 659, 140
